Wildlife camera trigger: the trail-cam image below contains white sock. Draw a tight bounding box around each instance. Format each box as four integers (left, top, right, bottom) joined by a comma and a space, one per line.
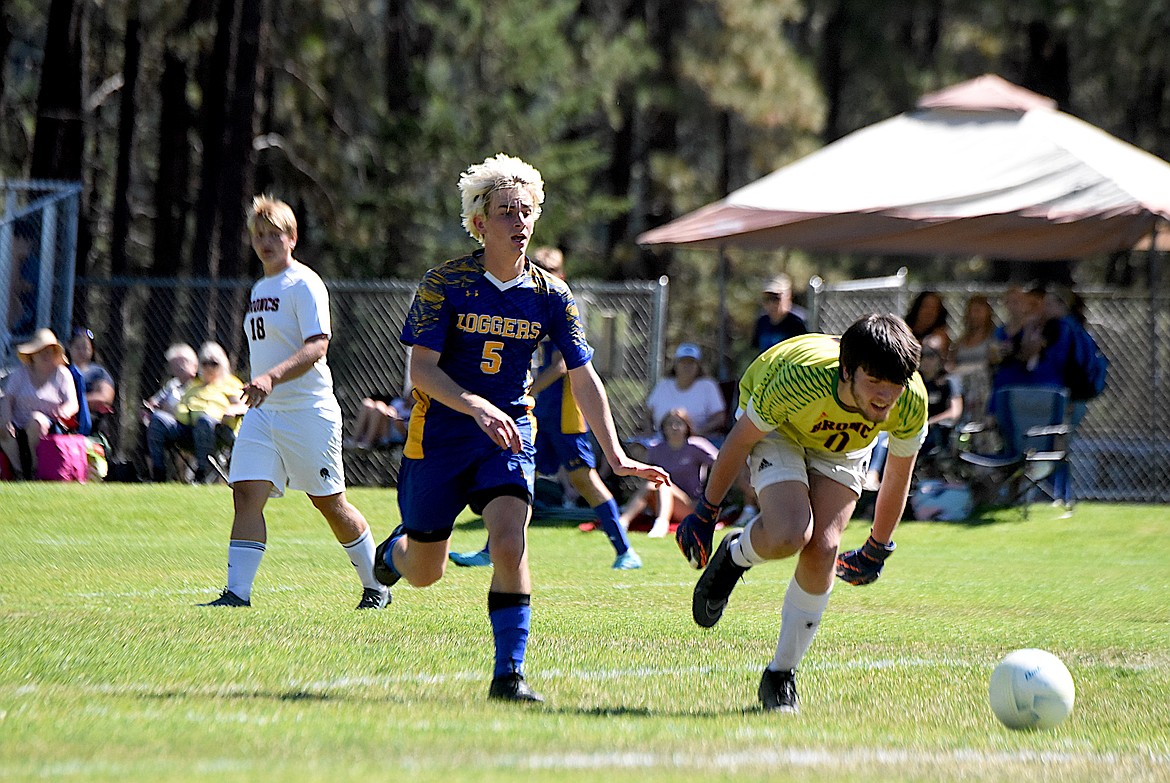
341, 528, 381, 590
770, 576, 832, 672
226, 540, 266, 601
730, 519, 767, 568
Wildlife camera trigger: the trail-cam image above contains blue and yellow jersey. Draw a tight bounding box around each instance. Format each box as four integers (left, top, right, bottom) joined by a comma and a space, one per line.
532, 338, 588, 435
401, 251, 593, 453
739, 333, 928, 457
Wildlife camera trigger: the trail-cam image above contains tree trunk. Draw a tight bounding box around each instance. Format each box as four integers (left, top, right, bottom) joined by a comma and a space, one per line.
190, 0, 237, 281
30, 0, 83, 180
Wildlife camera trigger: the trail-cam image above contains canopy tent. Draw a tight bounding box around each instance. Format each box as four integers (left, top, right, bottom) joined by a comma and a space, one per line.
637, 74, 1170, 259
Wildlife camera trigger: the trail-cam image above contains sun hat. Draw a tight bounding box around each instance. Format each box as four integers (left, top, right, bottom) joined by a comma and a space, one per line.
16, 328, 67, 365
674, 343, 702, 362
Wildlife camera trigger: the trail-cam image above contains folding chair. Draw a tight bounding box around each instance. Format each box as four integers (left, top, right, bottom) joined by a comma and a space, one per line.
957, 385, 1071, 516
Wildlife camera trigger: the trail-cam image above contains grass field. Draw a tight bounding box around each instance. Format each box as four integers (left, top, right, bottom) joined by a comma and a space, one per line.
1, 483, 1168, 782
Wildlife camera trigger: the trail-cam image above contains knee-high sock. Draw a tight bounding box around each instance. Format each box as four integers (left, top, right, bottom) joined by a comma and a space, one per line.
730, 519, 767, 568
341, 528, 381, 590
593, 498, 631, 555
770, 577, 832, 672
226, 540, 266, 601
488, 591, 532, 678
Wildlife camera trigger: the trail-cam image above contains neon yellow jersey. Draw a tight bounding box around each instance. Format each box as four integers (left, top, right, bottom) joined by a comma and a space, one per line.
739, 334, 928, 458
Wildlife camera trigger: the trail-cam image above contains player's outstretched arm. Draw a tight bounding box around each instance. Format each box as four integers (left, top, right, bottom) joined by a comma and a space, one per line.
836, 451, 915, 585
567, 362, 669, 487
410, 345, 523, 453
674, 415, 766, 568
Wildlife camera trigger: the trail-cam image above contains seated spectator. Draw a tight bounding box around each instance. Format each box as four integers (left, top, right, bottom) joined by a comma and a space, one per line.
644, 343, 726, 443
0, 329, 79, 479
142, 343, 199, 423
619, 408, 718, 538
750, 273, 809, 354
68, 327, 118, 446
345, 394, 410, 450
905, 290, 952, 358
949, 293, 998, 424
147, 341, 245, 483
919, 344, 964, 467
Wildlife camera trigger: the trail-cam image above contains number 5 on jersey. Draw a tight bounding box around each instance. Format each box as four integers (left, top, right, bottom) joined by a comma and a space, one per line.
480, 341, 503, 374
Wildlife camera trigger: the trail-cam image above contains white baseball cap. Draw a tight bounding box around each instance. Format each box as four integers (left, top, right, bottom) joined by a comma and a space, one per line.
674, 343, 702, 362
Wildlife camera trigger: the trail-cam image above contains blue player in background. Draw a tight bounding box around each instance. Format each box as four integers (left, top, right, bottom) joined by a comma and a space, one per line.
449, 246, 643, 571
374, 153, 670, 703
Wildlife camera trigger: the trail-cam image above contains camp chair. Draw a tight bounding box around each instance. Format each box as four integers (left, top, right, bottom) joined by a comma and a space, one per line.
957, 385, 1071, 516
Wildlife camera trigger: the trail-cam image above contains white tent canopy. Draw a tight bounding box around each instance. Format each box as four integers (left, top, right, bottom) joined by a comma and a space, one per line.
638, 75, 1170, 259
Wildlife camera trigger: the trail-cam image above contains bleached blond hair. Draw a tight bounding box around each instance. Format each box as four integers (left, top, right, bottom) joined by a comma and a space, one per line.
458, 153, 544, 243
247, 194, 297, 238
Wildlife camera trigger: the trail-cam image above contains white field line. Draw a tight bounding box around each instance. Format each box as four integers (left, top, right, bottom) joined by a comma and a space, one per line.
9, 746, 1170, 778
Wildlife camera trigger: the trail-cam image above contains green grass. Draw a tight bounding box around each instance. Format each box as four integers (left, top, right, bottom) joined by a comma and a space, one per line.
1, 484, 1168, 782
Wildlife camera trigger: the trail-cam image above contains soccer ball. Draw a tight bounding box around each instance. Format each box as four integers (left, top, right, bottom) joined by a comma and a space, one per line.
988, 648, 1075, 730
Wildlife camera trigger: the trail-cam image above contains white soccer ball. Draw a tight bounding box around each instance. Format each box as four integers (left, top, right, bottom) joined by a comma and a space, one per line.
989, 648, 1075, 730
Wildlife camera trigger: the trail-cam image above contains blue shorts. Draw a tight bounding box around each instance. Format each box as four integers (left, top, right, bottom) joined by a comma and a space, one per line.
396, 414, 536, 542
534, 425, 596, 476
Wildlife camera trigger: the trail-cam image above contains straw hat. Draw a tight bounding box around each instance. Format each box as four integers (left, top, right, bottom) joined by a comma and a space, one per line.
16, 328, 67, 365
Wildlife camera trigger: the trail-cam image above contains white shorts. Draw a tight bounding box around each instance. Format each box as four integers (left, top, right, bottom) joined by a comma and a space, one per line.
228, 404, 346, 498
747, 428, 874, 497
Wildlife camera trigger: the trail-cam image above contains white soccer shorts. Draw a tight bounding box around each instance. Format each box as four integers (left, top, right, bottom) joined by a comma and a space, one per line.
228, 404, 347, 498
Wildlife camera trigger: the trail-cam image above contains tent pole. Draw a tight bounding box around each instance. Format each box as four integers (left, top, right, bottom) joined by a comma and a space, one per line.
717, 245, 730, 381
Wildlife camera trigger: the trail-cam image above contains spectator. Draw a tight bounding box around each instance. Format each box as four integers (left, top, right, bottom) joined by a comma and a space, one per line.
68, 327, 118, 446
645, 343, 727, 443
142, 343, 199, 422
619, 408, 718, 538
949, 294, 998, 423
6, 219, 39, 337
918, 344, 963, 465
904, 290, 952, 356
345, 394, 411, 450
0, 328, 79, 479
147, 341, 245, 484
750, 274, 809, 353
993, 284, 1068, 390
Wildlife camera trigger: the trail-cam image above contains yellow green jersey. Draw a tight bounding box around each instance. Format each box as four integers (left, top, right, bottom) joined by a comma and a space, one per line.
739, 334, 928, 458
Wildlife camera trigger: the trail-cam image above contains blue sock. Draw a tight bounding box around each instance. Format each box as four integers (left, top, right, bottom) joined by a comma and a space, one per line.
593, 498, 631, 555
381, 529, 406, 578
488, 592, 531, 678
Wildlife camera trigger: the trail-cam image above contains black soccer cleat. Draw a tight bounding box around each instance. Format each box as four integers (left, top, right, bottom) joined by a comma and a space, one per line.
758, 668, 799, 713
488, 672, 545, 703
692, 531, 747, 628
199, 589, 251, 607
356, 586, 390, 610
373, 526, 403, 587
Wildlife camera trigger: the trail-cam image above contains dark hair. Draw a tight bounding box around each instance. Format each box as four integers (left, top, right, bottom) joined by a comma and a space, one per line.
658, 407, 696, 438
840, 313, 921, 385
904, 290, 949, 339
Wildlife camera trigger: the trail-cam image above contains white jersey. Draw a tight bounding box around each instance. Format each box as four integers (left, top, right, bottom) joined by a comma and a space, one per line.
243, 260, 337, 411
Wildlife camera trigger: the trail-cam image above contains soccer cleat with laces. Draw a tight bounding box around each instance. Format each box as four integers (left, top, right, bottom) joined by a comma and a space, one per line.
199, 589, 251, 607
373, 526, 403, 587
449, 548, 492, 567
356, 586, 390, 610
612, 548, 642, 570
488, 672, 545, 703
758, 668, 799, 713
692, 531, 747, 628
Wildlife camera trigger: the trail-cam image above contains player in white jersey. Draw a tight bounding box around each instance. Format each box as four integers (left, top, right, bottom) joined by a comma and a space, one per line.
200, 195, 388, 610
675, 314, 928, 712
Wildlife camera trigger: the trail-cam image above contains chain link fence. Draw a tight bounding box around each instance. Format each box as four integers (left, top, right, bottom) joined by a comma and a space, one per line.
1, 180, 82, 367
808, 271, 1170, 503
71, 276, 668, 487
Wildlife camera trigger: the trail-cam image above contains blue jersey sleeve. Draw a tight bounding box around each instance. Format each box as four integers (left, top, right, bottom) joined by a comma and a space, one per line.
545, 279, 593, 370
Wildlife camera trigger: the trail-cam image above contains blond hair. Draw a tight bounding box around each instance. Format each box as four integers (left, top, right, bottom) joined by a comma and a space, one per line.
458, 153, 544, 243
247, 194, 297, 238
